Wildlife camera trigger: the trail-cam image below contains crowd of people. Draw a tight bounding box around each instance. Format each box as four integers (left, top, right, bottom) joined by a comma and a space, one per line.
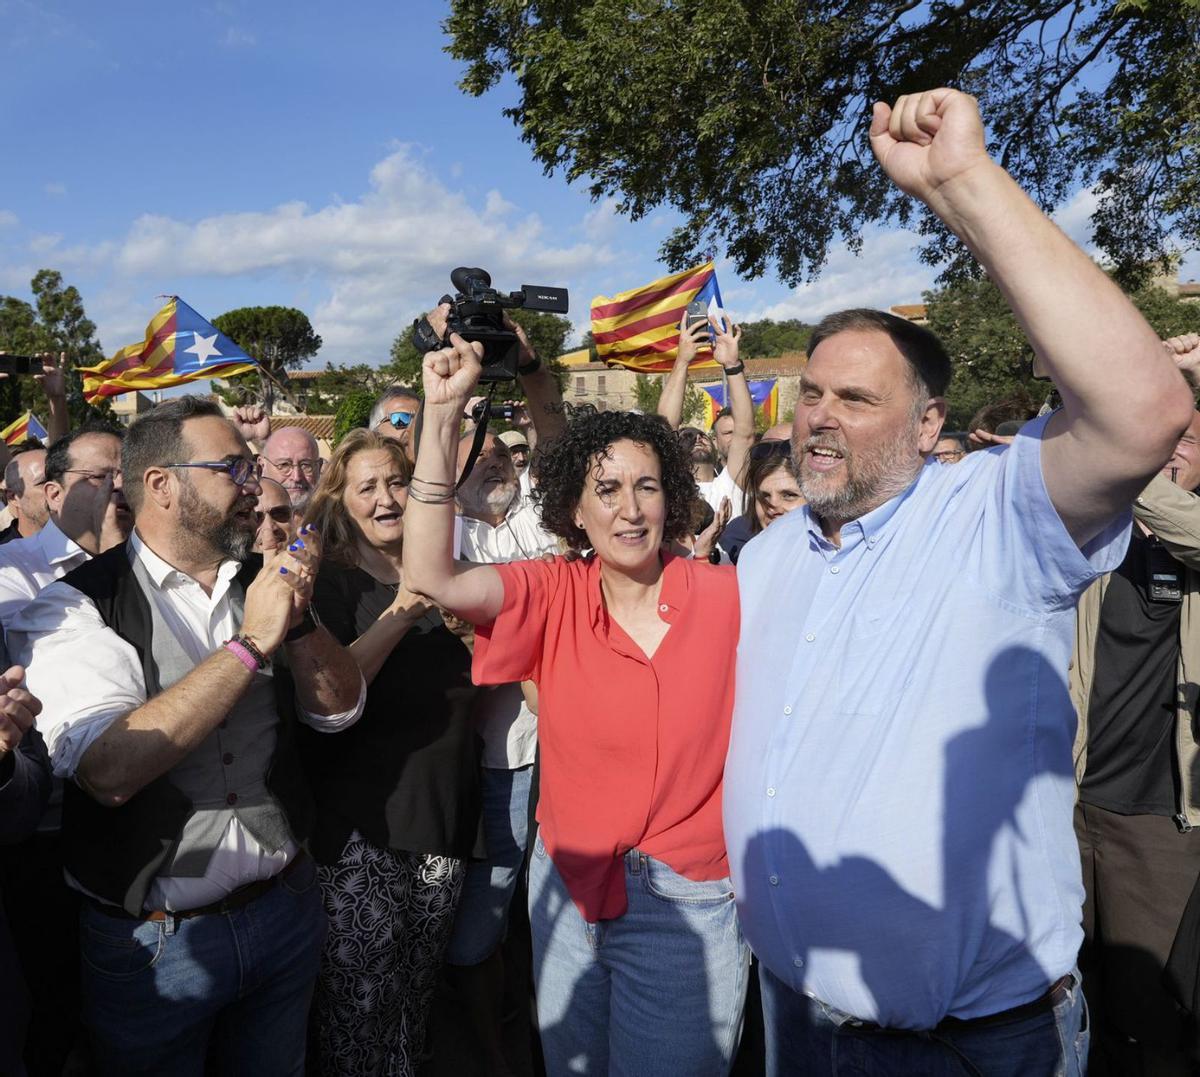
3, 86, 1200, 1077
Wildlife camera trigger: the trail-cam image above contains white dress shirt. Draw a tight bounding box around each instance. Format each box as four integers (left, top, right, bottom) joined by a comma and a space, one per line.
459, 497, 559, 768
0, 518, 90, 630
8, 532, 365, 910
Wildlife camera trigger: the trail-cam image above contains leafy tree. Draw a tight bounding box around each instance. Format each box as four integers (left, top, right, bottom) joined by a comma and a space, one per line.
926, 275, 1200, 427
739, 319, 812, 359
446, 0, 1200, 287
632, 372, 710, 425
0, 270, 114, 427
387, 308, 573, 396
305, 363, 389, 414
334, 390, 376, 444
211, 306, 322, 408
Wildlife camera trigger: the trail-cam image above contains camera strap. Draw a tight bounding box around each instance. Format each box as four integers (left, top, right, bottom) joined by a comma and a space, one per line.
455, 383, 501, 490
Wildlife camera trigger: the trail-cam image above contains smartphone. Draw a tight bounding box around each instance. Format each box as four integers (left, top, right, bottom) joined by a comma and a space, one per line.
0, 354, 35, 375
685, 299, 709, 331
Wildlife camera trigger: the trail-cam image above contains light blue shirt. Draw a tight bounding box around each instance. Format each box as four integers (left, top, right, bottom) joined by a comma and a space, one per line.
724, 415, 1129, 1029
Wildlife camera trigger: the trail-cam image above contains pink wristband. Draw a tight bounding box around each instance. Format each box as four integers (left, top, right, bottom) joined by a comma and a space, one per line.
224, 640, 259, 672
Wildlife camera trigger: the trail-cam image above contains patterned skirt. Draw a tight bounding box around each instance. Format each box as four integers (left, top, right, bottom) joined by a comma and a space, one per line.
312, 834, 466, 1077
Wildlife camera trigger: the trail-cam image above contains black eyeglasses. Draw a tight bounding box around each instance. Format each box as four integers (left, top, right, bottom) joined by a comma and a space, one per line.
378, 411, 416, 430
254, 505, 293, 525
750, 440, 792, 461
164, 458, 258, 486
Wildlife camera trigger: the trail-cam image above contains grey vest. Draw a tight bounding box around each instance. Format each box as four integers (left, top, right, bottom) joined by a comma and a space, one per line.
132, 556, 292, 880
60, 543, 312, 915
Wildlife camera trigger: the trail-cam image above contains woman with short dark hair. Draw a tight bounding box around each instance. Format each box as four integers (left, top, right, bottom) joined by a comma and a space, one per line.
299, 429, 482, 1077
404, 336, 750, 1076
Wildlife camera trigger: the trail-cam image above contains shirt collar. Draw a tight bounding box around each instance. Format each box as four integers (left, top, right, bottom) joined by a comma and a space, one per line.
802, 464, 927, 549
36, 518, 88, 567
129, 529, 242, 590
586, 549, 688, 630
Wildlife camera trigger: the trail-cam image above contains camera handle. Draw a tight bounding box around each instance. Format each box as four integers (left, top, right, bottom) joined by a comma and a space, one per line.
455, 383, 502, 489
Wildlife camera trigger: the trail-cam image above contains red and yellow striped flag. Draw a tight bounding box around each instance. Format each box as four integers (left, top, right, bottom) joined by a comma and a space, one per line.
0, 411, 48, 446
590, 262, 724, 373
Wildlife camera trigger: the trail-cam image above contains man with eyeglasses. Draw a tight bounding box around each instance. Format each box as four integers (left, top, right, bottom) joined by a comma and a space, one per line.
8, 396, 365, 1075
258, 425, 324, 515
2, 448, 49, 544
370, 385, 421, 460
252, 477, 294, 554
932, 434, 967, 464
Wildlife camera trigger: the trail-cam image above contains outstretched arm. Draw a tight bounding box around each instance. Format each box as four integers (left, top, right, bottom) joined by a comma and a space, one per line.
712, 317, 754, 488
871, 89, 1194, 546
657, 316, 708, 430
402, 335, 506, 624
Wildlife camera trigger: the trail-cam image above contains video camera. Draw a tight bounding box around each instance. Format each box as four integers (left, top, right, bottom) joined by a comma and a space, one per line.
412, 267, 569, 383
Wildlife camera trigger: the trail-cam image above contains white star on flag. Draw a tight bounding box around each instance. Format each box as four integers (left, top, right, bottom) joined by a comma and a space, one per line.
184, 333, 222, 365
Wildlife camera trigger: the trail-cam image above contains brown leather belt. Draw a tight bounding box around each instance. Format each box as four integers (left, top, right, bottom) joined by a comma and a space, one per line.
89, 851, 308, 923
844, 975, 1075, 1034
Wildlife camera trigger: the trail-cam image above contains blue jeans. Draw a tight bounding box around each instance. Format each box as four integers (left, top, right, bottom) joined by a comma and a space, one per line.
78, 855, 327, 1077
759, 962, 1089, 1077
529, 832, 749, 1076
446, 763, 533, 966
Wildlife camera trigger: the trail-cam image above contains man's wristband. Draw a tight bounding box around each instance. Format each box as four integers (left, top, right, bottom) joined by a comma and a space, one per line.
722, 361, 745, 376
517, 354, 542, 377
225, 636, 269, 671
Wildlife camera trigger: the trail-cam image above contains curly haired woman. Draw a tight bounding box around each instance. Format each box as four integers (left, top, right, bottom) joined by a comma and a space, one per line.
404, 335, 750, 1076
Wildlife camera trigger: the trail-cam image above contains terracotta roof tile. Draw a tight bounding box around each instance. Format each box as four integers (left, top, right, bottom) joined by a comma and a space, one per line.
269, 415, 336, 441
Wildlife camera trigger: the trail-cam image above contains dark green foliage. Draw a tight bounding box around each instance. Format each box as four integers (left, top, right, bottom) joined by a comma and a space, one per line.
445, 0, 1200, 288
926, 275, 1200, 426
334, 390, 376, 444
0, 270, 114, 426
211, 306, 322, 405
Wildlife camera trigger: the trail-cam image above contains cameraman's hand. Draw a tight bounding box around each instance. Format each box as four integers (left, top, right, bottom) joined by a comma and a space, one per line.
423, 333, 484, 414
427, 302, 452, 343
502, 313, 538, 367
676, 312, 710, 366
711, 315, 743, 371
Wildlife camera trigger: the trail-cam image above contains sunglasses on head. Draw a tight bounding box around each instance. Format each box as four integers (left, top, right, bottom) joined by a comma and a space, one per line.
254, 506, 293, 525
380, 411, 415, 430
750, 440, 792, 461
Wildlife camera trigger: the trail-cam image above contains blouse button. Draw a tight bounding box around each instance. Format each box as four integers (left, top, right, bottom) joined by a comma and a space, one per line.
659, 604, 669, 612
226, 792, 238, 806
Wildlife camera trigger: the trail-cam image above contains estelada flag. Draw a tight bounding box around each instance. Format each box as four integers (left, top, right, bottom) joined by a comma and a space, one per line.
591, 261, 725, 373
0, 411, 48, 446
78, 297, 257, 404
700, 379, 779, 428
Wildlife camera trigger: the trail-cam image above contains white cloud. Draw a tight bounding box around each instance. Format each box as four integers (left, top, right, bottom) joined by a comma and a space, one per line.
29, 233, 62, 254
0, 211, 17, 229
746, 228, 937, 323
90, 147, 616, 362
1051, 186, 1101, 255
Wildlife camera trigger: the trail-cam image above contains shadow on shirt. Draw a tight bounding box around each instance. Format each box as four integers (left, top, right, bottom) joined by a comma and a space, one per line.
732, 645, 1085, 1049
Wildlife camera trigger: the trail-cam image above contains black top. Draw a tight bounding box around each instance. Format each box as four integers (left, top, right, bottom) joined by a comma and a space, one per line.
0, 520, 20, 546
1080, 528, 1181, 816
300, 561, 484, 863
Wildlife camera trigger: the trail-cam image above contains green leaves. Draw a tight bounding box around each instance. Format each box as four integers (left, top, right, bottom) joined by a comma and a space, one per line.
446, 0, 1200, 287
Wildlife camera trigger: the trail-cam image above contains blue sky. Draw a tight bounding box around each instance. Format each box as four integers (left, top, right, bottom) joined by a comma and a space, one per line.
1, 0, 1195, 370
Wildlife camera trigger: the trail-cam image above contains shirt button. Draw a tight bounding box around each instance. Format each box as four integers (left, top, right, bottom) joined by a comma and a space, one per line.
783, 705, 792, 715
225, 792, 238, 806
769, 874, 780, 886
766, 787, 776, 797
793, 955, 804, 969
805, 633, 815, 642
830, 566, 839, 574
222, 752, 234, 765
659, 604, 669, 612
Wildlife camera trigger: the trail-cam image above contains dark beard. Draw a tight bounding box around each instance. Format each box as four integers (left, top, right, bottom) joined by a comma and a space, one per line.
177, 479, 255, 563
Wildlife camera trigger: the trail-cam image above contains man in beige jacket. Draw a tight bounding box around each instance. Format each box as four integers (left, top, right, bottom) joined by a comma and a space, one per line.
1072, 332, 1200, 1076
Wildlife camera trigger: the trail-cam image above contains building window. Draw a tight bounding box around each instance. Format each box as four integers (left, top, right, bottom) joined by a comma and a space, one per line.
597, 375, 606, 395
575, 376, 585, 396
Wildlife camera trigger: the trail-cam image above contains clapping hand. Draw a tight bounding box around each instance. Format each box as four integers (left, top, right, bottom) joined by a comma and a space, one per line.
242, 524, 322, 653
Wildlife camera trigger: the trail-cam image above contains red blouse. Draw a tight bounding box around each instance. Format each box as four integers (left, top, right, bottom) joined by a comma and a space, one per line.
473, 552, 739, 922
